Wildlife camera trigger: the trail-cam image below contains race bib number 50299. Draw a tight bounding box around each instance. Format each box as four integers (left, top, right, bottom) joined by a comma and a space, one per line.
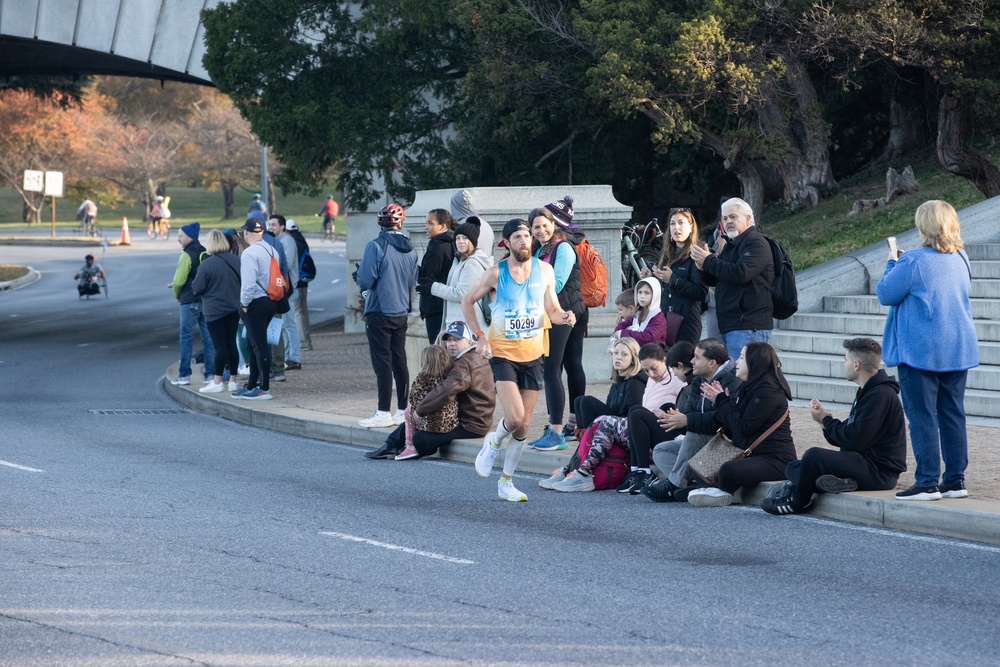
503, 309, 540, 339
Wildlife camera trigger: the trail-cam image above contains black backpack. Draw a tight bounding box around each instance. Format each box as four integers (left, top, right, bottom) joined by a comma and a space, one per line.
764, 235, 798, 320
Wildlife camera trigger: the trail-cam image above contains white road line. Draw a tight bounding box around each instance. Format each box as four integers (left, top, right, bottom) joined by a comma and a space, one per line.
0, 460, 44, 473
320, 531, 474, 565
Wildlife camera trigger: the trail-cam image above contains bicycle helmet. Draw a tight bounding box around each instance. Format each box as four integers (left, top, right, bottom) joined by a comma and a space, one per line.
377, 203, 406, 227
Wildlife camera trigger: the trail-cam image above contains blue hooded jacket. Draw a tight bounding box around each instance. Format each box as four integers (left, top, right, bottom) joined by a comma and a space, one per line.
357, 229, 419, 316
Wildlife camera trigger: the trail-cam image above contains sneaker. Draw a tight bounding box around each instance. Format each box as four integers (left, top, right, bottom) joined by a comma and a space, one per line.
231, 385, 251, 398
616, 471, 636, 493
895, 485, 942, 501
271, 373, 286, 382
358, 411, 395, 428
673, 486, 698, 503
552, 471, 595, 492
199, 381, 225, 394
475, 433, 501, 478
628, 470, 652, 495
815, 475, 859, 494
237, 364, 250, 377
243, 387, 272, 400
687, 487, 734, 507
538, 469, 566, 490
526, 427, 550, 449
940, 481, 969, 499
761, 495, 811, 516
562, 423, 577, 441
394, 446, 420, 461
227, 380, 239, 391
530, 427, 568, 451
498, 477, 528, 502
170, 376, 190, 386
203, 377, 214, 385
285, 361, 302, 370
642, 479, 677, 503
392, 411, 406, 426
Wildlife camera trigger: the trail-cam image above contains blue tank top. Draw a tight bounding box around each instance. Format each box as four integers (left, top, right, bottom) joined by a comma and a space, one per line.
489, 257, 547, 361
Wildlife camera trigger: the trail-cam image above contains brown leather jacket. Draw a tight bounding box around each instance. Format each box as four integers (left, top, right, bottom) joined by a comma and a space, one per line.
416, 346, 496, 435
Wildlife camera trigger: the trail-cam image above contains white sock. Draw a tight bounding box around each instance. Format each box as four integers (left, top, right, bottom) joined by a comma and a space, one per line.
376, 410, 390, 417
630, 466, 638, 472
502, 437, 526, 476
495, 419, 513, 446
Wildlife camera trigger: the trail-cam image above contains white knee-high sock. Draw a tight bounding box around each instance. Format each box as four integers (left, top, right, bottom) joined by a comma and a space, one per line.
502, 436, 526, 476
494, 418, 513, 446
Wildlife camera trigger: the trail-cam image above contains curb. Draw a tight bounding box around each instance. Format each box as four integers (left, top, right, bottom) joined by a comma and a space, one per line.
0, 236, 121, 247
0, 267, 41, 291
163, 370, 1000, 547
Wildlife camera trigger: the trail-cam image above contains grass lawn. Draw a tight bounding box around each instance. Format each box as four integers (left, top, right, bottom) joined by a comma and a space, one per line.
0, 186, 345, 237
0, 265, 29, 281
759, 146, 992, 270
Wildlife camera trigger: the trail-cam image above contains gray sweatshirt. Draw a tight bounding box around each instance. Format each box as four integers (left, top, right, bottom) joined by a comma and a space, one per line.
240, 240, 275, 307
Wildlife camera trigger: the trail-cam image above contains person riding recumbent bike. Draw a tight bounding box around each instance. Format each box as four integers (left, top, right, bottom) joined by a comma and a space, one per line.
75, 254, 107, 299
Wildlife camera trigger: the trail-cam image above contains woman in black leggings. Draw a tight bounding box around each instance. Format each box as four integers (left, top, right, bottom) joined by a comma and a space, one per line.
527, 199, 589, 451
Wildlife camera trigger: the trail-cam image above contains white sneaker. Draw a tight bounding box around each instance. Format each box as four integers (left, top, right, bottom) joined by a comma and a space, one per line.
170, 376, 190, 386
392, 411, 406, 426
199, 381, 225, 394
475, 433, 501, 478
237, 364, 250, 377
228, 381, 239, 391
498, 477, 527, 502
202, 377, 214, 385
359, 411, 395, 428
687, 487, 734, 507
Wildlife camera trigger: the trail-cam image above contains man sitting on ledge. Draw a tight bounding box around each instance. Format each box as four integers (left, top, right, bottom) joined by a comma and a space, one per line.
365, 321, 496, 460
762, 337, 907, 515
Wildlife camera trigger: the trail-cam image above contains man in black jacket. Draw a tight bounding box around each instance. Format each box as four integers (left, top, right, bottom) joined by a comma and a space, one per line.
645, 338, 743, 501
285, 219, 314, 351
762, 338, 907, 515
415, 210, 455, 342
690, 197, 774, 356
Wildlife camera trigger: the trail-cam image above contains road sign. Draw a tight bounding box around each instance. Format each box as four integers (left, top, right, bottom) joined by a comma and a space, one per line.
44, 171, 64, 197
23, 170, 43, 192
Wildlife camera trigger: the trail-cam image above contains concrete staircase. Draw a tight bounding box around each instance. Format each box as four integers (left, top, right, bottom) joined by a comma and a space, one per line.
772, 243, 1000, 418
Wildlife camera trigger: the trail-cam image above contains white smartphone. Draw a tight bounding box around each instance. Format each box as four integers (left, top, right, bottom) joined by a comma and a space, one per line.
886, 236, 899, 260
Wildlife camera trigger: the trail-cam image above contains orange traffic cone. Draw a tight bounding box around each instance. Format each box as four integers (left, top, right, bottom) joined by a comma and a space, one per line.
120, 217, 131, 245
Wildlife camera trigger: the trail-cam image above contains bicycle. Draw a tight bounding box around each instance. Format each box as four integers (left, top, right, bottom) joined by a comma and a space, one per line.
321, 215, 338, 242
621, 218, 662, 290
147, 218, 171, 240
79, 215, 101, 238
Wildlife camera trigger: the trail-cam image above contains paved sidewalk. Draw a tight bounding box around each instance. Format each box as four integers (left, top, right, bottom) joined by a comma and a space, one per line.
163, 320, 1000, 547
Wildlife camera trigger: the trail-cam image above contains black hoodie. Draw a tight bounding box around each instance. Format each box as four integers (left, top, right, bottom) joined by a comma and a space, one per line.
821, 369, 907, 476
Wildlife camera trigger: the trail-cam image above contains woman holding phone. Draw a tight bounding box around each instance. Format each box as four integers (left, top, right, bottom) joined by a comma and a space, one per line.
642, 207, 708, 345
877, 200, 978, 500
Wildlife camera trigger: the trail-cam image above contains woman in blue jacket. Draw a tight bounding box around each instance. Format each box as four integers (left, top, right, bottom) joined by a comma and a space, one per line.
877, 200, 979, 501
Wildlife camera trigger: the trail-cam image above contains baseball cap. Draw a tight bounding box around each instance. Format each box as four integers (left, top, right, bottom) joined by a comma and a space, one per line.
442, 321, 475, 342
285, 219, 298, 230
502, 218, 530, 239
242, 214, 265, 233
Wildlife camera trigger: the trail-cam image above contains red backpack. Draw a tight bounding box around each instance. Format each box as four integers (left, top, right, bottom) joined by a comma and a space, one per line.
574, 238, 607, 308
575, 422, 629, 490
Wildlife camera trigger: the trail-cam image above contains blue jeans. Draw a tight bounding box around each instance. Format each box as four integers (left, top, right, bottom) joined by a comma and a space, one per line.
897, 364, 969, 488
179, 301, 216, 379
281, 292, 301, 362
721, 329, 771, 358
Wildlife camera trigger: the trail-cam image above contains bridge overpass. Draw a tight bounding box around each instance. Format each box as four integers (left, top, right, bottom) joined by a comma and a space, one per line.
0, 0, 221, 85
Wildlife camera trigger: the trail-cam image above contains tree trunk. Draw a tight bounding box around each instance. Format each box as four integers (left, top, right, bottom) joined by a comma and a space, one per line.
937, 88, 1000, 198
699, 127, 765, 216
761, 61, 836, 209
222, 182, 236, 219
882, 97, 925, 164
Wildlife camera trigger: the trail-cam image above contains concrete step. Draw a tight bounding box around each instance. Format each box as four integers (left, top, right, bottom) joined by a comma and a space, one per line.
780, 351, 1000, 392
965, 244, 1000, 261
971, 261, 1000, 279
777, 312, 1000, 342
784, 374, 1000, 418
772, 330, 1000, 366
822, 294, 1000, 319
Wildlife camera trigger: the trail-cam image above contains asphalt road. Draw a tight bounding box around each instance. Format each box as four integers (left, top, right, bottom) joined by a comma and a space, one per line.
1, 238, 999, 666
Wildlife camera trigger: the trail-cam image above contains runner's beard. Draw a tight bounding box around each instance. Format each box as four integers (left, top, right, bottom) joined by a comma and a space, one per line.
511, 246, 532, 262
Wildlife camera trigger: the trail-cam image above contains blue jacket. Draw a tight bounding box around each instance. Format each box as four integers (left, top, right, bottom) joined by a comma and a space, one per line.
877, 247, 978, 371
357, 229, 419, 316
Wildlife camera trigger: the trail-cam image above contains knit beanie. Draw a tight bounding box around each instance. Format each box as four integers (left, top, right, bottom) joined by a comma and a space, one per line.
181, 222, 200, 240
544, 195, 577, 229
454, 216, 482, 249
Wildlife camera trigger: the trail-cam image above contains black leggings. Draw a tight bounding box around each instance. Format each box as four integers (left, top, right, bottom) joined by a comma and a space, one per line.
626, 405, 682, 468
383, 423, 483, 457
207, 312, 240, 377
717, 455, 791, 494
542, 309, 589, 425
574, 395, 612, 429
241, 297, 278, 391
365, 313, 409, 412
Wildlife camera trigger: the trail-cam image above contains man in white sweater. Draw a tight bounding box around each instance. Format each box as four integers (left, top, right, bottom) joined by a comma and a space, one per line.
235, 213, 280, 400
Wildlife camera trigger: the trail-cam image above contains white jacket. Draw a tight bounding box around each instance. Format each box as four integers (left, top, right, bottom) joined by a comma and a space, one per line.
431, 250, 491, 333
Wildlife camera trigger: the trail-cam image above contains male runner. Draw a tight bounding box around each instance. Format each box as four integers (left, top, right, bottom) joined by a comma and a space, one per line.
462, 217, 577, 502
